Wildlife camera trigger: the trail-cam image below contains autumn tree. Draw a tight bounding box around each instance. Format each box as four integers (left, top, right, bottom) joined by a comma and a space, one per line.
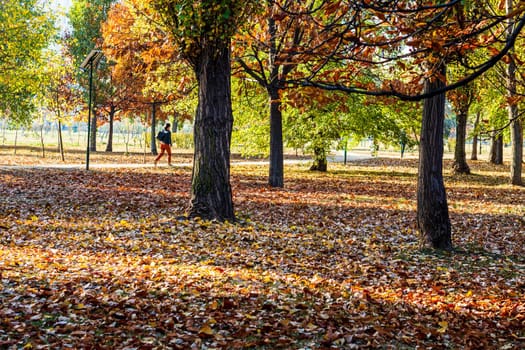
102, 0, 195, 156
40, 49, 82, 161
233, 1, 351, 187
68, 0, 117, 152
448, 81, 476, 174
297, 1, 525, 249
149, 0, 258, 221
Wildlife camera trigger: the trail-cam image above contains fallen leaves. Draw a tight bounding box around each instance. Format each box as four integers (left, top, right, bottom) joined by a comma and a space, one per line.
0, 158, 524, 348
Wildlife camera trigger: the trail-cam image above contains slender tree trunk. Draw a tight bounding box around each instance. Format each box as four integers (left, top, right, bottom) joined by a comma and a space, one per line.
189, 45, 234, 221
58, 120, 65, 162
172, 112, 179, 133
40, 122, 45, 158
489, 133, 504, 165
14, 130, 17, 155
1, 119, 6, 145
268, 87, 284, 187
453, 111, 470, 174
105, 105, 115, 152
471, 111, 480, 160
150, 103, 158, 155
417, 63, 452, 250
310, 146, 327, 171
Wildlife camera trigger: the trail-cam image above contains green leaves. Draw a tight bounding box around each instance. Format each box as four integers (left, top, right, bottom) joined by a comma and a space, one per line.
150, 0, 260, 64
0, 0, 56, 124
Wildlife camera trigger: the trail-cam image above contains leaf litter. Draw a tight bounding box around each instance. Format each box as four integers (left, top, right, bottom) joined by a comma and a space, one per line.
0, 158, 523, 349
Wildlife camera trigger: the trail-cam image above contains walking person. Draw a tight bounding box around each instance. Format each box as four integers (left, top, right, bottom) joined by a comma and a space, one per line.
154, 123, 173, 166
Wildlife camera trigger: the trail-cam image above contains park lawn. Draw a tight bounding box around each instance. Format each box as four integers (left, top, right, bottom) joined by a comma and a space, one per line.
0, 145, 193, 166
0, 159, 523, 349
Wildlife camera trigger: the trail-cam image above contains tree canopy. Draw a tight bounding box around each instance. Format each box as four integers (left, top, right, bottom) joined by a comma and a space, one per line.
0, 0, 56, 123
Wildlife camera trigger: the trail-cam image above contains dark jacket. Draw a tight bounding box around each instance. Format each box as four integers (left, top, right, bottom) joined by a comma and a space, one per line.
157, 129, 172, 145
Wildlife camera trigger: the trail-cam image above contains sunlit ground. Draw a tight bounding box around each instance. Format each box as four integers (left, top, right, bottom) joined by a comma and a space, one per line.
0, 158, 523, 348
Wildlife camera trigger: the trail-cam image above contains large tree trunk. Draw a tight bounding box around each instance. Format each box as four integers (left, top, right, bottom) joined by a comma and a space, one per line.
507, 0, 523, 184
150, 103, 158, 156
268, 87, 284, 187
453, 111, 470, 174
509, 104, 523, 185
417, 64, 452, 250
189, 45, 234, 221
267, 13, 284, 188
489, 133, 504, 165
310, 145, 327, 172
105, 105, 115, 152
471, 111, 480, 160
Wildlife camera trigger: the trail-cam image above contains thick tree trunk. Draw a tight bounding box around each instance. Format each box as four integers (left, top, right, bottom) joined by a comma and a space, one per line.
268, 88, 284, 187
189, 45, 234, 221
489, 133, 504, 165
510, 105, 523, 185
267, 15, 284, 188
105, 106, 115, 152
310, 146, 327, 171
507, 0, 523, 185
471, 111, 480, 160
453, 112, 470, 174
150, 103, 158, 156
89, 109, 97, 152
417, 64, 452, 250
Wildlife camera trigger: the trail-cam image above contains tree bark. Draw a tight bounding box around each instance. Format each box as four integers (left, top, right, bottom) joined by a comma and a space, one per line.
507, 0, 523, 184
172, 112, 179, 133
489, 133, 504, 165
417, 63, 452, 250
267, 14, 284, 188
471, 111, 480, 160
150, 103, 158, 155
189, 45, 234, 221
268, 87, 284, 187
105, 105, 115, 152
58, 120, 65, 162
310, 146, 327, 172
509, 104, 523, 185
453, 111, 470, 174
40, 123, 45, 158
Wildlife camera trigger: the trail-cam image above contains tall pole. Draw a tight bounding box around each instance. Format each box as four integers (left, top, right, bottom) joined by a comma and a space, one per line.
86, 62, 93, 170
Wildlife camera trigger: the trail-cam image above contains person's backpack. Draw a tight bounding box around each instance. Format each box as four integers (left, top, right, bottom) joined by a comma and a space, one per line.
156, 131, 162, 141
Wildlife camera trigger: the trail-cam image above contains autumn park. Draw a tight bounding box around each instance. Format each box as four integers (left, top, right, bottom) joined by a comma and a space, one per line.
1, 0, 524, 349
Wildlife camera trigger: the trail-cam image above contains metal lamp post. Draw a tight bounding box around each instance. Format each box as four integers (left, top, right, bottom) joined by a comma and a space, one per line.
80, 50, 103, 170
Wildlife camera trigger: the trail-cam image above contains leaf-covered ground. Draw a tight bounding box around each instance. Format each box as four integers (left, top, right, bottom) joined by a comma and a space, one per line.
0, 158, 524, 349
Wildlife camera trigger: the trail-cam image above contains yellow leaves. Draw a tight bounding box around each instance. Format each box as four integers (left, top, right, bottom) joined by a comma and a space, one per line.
437, 321, 448, 333
279, 318, 290, 327
209, 300, 219, 310
198, 324, 214, 336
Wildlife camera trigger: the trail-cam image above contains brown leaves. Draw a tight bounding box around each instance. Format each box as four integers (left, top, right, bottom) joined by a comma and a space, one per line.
0, 158, 524, 348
